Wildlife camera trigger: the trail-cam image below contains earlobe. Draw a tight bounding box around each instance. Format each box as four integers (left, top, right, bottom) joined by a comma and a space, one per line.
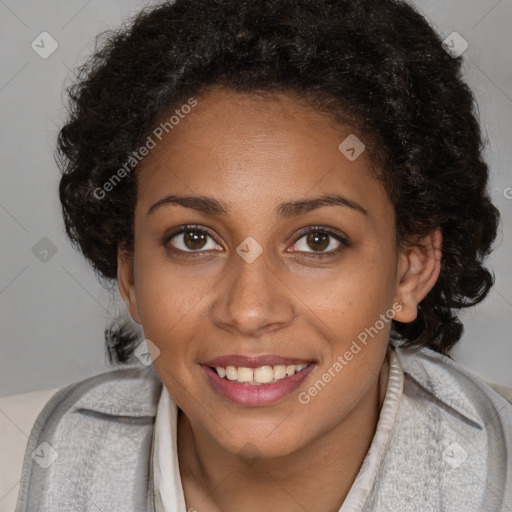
393, 228, 442, 323
117, 247, 142, 324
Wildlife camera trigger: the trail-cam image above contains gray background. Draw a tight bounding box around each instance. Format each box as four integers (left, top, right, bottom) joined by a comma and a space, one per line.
1, 0, 511, 397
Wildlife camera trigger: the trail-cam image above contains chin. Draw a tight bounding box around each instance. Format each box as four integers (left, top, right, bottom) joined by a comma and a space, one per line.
213, 421, 309, 461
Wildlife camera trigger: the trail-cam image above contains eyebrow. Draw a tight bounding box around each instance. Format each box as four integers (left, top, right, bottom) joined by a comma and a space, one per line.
147, 193, 368, 218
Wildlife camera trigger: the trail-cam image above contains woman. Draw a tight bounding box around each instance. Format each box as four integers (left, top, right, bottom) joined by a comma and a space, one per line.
15, 0, 512, 511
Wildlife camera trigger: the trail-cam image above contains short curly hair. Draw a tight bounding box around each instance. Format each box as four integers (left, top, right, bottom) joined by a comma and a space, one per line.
58, 0, 500, 363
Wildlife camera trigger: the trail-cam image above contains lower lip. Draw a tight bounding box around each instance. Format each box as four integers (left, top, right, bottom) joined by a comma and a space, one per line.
203, 364, 315, 406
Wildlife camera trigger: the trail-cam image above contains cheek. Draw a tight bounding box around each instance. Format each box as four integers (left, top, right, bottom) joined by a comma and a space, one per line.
297, 259, 394, 395
293, 253, 396, 337
132, 253, 200, 353
304, 257, 394, 413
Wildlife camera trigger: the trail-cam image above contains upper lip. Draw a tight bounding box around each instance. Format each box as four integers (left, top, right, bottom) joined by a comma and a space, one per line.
203, 354, 314, 368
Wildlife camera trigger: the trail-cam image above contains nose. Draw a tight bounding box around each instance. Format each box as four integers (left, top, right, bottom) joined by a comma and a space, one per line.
210, 248, 297, 338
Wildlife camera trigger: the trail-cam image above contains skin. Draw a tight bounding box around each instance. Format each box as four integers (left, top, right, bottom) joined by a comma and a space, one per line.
118, 87, 442, 512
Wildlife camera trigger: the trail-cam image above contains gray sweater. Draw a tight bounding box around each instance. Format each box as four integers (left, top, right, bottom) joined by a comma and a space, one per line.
14, 343, 512, 511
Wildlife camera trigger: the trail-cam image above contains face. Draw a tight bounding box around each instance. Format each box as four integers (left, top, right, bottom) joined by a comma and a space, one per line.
118, 87, 441, 459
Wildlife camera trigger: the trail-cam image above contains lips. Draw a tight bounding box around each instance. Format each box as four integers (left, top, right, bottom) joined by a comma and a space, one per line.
202, 354, 316, 406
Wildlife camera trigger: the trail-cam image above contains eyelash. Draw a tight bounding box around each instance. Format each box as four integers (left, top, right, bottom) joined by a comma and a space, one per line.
162, 224, 350, 259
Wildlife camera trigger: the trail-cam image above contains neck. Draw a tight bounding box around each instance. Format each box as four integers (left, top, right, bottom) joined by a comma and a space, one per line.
178, 354, 389, 512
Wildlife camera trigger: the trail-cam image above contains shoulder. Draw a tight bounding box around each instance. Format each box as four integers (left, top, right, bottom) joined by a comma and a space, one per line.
13, 364, 162, 512
392, 341, 512, 449
21, 363, 162, 443
393, 342, 512, 418
373, 342, 512, 511
0, 387, 61, 511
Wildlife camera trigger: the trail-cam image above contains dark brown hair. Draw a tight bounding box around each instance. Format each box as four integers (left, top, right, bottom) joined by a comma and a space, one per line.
57, 0, 500, 363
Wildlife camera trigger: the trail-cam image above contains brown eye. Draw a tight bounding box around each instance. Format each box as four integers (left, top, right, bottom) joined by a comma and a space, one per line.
164, 225, 221, 254
290, 227, 350, 258
182, 229, 208, 250
305, 232, 330, 252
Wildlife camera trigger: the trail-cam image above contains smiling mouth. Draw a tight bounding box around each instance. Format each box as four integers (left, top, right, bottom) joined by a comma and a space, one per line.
209, 363, 312, 385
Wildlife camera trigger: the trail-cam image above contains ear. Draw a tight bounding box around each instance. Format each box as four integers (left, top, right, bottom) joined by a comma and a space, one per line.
117, 246, 142, 324
392, 227, 442, 323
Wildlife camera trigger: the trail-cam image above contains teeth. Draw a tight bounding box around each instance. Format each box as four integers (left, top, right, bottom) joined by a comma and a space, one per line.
214, 362, 310, 384
237, 367, 253, 382
273, 365, 287, 379
225, 366, 237, 380
254, 366, 273, 383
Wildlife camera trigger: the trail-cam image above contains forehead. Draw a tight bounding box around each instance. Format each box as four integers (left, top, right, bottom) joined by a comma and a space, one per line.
135, 88, 391, 222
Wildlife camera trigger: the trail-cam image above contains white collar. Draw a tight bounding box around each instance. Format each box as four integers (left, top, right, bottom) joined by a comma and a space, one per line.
153, 348, 404, 512
153, 381, 187, 511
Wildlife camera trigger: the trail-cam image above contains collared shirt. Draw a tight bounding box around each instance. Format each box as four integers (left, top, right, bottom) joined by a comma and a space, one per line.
152, 342, 512, 511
